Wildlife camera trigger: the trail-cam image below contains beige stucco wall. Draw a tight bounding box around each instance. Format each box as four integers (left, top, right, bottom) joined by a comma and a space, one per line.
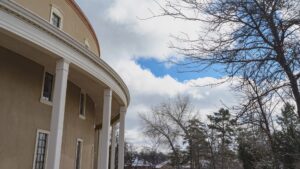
15, 0, 100, 56
61, 82, 96, 169
0, 47, 51, 169
0, 47, 97, 169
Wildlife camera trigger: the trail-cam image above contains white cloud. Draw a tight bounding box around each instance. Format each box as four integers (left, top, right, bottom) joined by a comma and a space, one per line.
78, 0, 202, 63
116, 59, 239, 147
76, 0, 238, 147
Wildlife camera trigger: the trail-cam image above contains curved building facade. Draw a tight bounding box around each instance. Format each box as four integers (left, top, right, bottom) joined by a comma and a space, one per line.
0, 1, 130, 169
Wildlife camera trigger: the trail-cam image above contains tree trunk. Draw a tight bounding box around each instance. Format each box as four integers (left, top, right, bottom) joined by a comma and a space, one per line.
276, 50, 300, 118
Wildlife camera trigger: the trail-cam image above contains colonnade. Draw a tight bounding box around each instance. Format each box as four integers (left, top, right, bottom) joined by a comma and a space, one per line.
46, 59, 127, 169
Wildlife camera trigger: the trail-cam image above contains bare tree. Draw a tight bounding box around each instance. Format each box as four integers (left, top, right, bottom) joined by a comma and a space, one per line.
140, 98, 182, 169
236, 78, 281, 168
140, 95, 202, 169
155, 0, 300, 117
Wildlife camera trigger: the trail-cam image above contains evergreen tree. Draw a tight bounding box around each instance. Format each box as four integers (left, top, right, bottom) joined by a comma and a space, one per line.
237, 128, 272, 169
207, 109, 236, 169
275, 103, 300, 169
237, 140, 255, 169
185, 119, 210, 169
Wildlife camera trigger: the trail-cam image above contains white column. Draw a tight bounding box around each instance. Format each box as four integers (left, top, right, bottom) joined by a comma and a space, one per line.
46, 59, 69, 169
110, 124, 117, 169
98, 89, 112, 169
118, 107, 127, 169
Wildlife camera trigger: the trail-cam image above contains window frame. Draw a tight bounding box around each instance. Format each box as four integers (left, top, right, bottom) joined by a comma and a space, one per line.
79, 91, 86, 119
50, 6, 63, 29
75, 138, 83, 169
32, 129, 50, 169
51, 13, 61, 28
84, 39, 90, 49
40, 71, 55, 106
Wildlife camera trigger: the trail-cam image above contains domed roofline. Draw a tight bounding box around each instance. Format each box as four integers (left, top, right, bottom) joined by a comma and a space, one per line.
66, 0, 100, 56
0, 0, 130, 105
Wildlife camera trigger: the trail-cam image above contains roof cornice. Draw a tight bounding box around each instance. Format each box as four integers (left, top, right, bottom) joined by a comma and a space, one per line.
65, 0, 101, 56
0, 0, 130, 106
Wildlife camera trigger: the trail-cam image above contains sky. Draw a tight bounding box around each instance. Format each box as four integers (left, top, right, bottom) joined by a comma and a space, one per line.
76, 0, 239, 148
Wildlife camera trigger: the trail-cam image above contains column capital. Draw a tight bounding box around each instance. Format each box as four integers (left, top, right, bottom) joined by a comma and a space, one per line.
56, 59, 70, 71
120, 106, 127, 113
104, 88, 112, 97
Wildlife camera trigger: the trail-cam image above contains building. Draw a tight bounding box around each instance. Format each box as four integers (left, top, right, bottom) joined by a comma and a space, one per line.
0, 1, 130, 169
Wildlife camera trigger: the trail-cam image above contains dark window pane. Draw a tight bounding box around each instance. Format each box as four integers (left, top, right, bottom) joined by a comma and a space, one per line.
79, 93, 85, 116
52, 13, 61, 28
43, 72, 53, 101
75, 141, 82, 169
34, 132, 48, 169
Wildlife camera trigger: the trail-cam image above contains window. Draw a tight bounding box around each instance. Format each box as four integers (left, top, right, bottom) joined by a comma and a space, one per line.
51, 13, 61, 28
84, 39, 90, 49
42, 72, 54, 101
79, 92, 86, 118
50, 6, 63, 29
75, 139, 83, 169
33, 130, 49, 169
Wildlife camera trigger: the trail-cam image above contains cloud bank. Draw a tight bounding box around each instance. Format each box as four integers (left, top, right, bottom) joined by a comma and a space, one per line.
76, 0, 239, 147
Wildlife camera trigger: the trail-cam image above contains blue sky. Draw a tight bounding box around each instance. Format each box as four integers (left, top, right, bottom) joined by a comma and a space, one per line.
137, 58, 224, 82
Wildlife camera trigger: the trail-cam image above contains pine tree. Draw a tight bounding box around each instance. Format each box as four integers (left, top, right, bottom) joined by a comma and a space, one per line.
275, 103, 300, 169
185, 119, 210, 169
207, 108, 236, 169
237, 128, 271, 169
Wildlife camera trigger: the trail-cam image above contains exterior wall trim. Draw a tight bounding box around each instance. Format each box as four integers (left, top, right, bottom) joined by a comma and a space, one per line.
32, 129, 50, 169
40, 70, 55, 106
0, 0, 130, 106
49, 5, 64, 30
75, 138, 84, 169
79, 91, 86, 120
